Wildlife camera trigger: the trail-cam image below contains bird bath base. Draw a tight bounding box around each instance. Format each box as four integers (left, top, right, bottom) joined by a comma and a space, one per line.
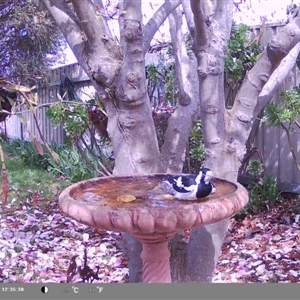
59, 174, 248, 283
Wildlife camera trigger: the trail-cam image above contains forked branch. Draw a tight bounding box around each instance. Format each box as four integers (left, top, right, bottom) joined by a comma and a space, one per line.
143, 0, 181, 53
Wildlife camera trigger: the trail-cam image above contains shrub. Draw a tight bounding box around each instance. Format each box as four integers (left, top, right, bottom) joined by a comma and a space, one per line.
236, 160, 282, 218
0, 138, 98, 183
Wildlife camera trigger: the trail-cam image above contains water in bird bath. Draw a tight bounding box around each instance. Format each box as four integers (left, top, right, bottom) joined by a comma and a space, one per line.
70, 174, 236, 209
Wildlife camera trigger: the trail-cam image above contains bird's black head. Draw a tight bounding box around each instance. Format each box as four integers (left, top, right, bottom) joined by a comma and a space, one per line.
200, 167, 212, 174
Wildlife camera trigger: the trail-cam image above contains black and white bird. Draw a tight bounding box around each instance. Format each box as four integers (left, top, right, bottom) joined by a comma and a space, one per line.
162, 168, 216, 200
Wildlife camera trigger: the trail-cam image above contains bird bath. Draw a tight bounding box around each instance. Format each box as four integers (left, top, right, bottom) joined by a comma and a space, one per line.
59, 174, 248, 283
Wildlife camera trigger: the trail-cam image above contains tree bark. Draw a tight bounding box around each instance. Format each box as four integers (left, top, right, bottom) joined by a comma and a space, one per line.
258, 41, 300, 109
160, 6, 199, 173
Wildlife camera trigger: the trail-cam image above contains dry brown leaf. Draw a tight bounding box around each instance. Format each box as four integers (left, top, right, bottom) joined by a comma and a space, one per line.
27, 130, 44, 156
153, 194, 175, 200
117, 195, 136, 202
272, 234, 283, 241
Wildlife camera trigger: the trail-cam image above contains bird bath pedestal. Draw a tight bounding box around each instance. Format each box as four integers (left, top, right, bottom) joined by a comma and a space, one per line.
59, 174, 248, 283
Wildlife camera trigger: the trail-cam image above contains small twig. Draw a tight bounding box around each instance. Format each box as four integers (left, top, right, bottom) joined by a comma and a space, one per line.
79, 137, 112, 176
0, 144, 8, 204
280, 122, 300, 172
75, 138, 106, 177
89, 130, 113, 174
186, 143, 191, 173
3, 101, 88, 116
20, 91, 59, 164
294, 119, 300, 131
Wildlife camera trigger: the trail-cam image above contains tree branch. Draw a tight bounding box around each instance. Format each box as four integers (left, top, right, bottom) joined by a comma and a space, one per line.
214, 0, 233, 41
191, 0, 231, 176
161, 7, 199, 172
115, 0, 145, 106
232, 15, 300, 129
257, 41, 300, 115
43, 0, 121, 90
181, 0, 195, 37
71, 0, 113, 51
190, 0, 210, 47
118, 0, 125, 50
168, 8, 190, 107
69, 0, 121, 87
94, 0, 114, 37
41, 0, 88, 63
143, 0, 181, 54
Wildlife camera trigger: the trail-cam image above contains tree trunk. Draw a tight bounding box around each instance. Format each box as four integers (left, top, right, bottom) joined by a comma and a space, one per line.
170, 219, 229, 282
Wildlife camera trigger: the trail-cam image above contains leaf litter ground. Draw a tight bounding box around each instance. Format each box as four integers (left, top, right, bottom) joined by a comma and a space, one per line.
0, 197, 129, 283
0, 195, 299, 283
214, 198, 300, 283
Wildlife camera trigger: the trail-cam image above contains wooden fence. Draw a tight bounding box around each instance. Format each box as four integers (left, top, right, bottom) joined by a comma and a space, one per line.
4, 63, 94, 145
3, 23, 300, 184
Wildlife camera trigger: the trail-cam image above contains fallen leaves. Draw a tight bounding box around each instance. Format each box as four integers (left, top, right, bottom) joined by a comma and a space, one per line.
213, 198, 300, 283
0, 198, 129, 283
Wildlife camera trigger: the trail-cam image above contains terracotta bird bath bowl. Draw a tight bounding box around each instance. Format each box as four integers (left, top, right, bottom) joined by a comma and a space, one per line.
59, 174, 248, 283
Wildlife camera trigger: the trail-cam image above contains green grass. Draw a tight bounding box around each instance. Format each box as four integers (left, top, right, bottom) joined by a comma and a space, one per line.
1, 155, 69, 204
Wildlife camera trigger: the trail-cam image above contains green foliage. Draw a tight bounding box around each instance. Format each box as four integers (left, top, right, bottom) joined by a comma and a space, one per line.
225, 22, 262, 93
183, 121, 205, 173
1, 138, 49, 169
189, 143, 205, 162
262, 87, 300, 173
0, 0, 65, 84
45, 144, 97, 182
236, 160, 282, 217
246, 159, 263, 179
189, 121, 205, 161
46, 90, 113, 177
163, 63, 178, 105
262, 87, 300, 127
0, 138, 97, 183
146, 62, 178, 106
146, 64, 162, 87
46, 101, 89, 147
246, 175, 282, 214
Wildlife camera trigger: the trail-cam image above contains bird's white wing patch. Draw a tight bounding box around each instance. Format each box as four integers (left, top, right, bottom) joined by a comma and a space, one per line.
195, 171, 203, 184
183, 184, 197, 191
174, 188, 198, 200
175, 176, 184, 188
